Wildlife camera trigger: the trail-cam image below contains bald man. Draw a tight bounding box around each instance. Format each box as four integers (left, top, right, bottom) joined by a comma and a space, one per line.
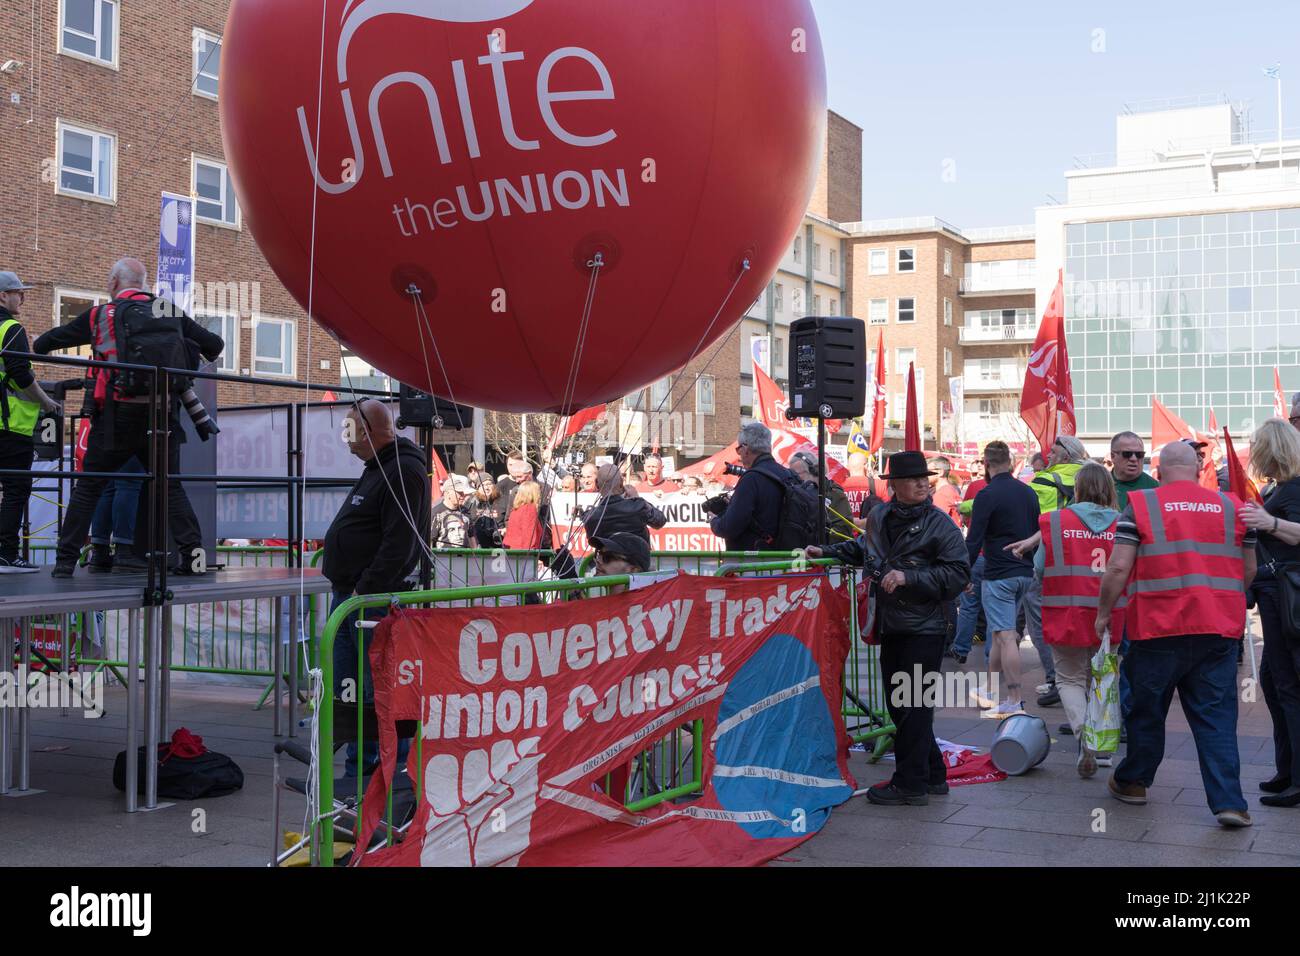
322, 400, 429, 778
1094, 439, 1257, 827
35, 256, 224, 576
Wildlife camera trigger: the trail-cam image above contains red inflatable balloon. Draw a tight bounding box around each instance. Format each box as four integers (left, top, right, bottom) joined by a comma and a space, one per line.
220, 0, 826, 412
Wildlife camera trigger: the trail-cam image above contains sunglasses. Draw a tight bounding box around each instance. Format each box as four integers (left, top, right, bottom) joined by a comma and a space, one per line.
1113, 450, 1144, 460
597, 551, 629, 565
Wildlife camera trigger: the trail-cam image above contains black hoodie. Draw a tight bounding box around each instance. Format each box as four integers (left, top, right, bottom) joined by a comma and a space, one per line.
323, 437, 430, 595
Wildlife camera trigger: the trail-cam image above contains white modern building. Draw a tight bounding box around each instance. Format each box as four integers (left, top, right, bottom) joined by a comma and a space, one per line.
1036, 95, 1300, 453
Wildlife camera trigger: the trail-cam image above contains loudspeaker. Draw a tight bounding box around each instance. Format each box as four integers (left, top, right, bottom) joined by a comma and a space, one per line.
787, 316, 866, 420
397, 383, 472, 430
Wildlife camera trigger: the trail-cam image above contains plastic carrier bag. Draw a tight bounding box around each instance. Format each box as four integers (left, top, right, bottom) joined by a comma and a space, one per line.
1082, 629, 1121, 754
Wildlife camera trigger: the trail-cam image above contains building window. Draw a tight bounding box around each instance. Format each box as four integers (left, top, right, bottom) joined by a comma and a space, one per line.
252, 316, 295, 377
944, 348, 953, 375
196, 312, 238, 372
868, 298, 887, 325
897, 247, 916, 273
896, 347, 916, 373
813, 294, 821, 316
56, 121, 115, 202
53, 288, 107, 358
792, 288, 804, 317
829, 298, 838, 316
897, 297, 915, 323
830, 249, 838, 276
650, 375, 672, 411
868, 249, 888, 275
813, 242, 823, 271
192, 156, 240, 227
868, 348, 888, 375
193, 29, 222, 99
624, 387, 646, 411
944, 248, 953, 277
944, 298, 953, 326
774, 283, 784, 313
774, 337, 785, 370
696, 375, 715, 416
59, 0, 117, 68
793, 236, 802, 263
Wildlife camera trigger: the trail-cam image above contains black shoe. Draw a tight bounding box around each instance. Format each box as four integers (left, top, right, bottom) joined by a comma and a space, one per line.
1259, 786, 1300, 808
51, 562, 75, 579
1058, 723, 1073, 736
87, 545, 113, 572
170, 562, 205, 577
865, 782, 928, 806
1261, 775, 1293, 794
1037, 684, 1061, 707
944, 649, 967, 665
112, 554, 149, 574
928, 780, 950, 796
1120, 726, 1128, 744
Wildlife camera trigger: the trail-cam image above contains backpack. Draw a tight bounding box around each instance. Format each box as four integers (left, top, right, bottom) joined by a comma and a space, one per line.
751, 466, 820, 550
108, 295, 194, 397
113, 728, 244, 800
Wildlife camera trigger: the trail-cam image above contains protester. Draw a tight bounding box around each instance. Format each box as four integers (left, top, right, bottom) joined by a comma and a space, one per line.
788, 451, 856, 542
1095, 440, 1255, 827
592, 531, 652, 596
707, 422, 788, 550
1023, 434, 1091, 705
679, 475, 704, 495
494, 451, 532, 522
503, 480, 546, 550
322, 400, 429, 778
34, 257, 222, 577
432, 479, 473, 549
579, 461, 599, 492
0, 272, 61, 572
1011, 462, 1120, 777
634, 454, 680, 494
560, 474, 577, 493
87, 458, 146, 572
930, 456, 962, 525
582, 463, 666, 544
1109, 431, 1159, 510
1239, 418, 1300, 808
845, 451, 887, 530
966, 440, 1040, 717
807, 450, 970, 806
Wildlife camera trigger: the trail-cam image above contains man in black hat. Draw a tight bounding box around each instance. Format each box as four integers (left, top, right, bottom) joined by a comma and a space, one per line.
592, 531, 651, 595
807, 450, 970, 806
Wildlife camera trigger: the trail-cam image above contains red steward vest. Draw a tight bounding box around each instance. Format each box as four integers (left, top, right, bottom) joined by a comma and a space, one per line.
1040, 508, 1121, 647
1124, 483, 1246, 641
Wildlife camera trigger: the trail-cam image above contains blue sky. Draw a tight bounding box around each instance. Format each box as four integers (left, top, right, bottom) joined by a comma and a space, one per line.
811, 0, 1299, 228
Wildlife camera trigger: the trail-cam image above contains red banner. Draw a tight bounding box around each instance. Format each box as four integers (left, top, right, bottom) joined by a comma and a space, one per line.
355, 572, 856, 866
868, 328, 886, 454
1020, 269, 1076, 451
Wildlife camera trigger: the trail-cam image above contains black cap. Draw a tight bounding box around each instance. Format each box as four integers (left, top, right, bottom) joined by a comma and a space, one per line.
591, 532, 651, 573
880, 450, 936, 480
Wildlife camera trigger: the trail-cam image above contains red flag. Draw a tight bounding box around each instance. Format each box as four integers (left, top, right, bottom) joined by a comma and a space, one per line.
1275, 367, 1288, 419
545, 403, 607, 455
1019, 269, 1076, 450
1150, 396, 1198, 451
904, 362, 920, 451
1223, 428, 1261, 504
868, 329, 886, 454
430, 447, 450, 500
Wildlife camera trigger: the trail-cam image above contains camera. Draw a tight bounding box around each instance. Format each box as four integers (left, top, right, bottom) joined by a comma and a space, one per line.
180, 387, 220, 441
723, 461, 747, 478
703, 493, 731, 517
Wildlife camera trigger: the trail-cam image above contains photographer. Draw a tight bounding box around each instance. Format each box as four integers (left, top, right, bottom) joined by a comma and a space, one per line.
807, 450, 970, 808
582, 463, 666, 544
706, 422, 789, 550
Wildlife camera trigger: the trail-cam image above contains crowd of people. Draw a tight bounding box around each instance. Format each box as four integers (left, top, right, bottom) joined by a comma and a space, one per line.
806, 409, 1300, 829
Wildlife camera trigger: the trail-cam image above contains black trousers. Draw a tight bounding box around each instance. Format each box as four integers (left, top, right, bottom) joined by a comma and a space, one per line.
880, 630, 947, 794
0, 431, 34, 561
1256, 588, 1300, 785
56, 417, 200, 565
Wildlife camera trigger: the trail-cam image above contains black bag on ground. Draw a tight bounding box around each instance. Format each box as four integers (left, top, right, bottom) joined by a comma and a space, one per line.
113, 728, 243, 799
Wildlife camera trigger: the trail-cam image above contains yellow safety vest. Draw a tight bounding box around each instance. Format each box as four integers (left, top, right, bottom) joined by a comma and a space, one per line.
0, 318, 40, 437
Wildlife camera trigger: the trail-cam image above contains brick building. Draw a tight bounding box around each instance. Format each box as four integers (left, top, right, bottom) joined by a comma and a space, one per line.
845, 219, 1036, 453
0, 0, 341, 408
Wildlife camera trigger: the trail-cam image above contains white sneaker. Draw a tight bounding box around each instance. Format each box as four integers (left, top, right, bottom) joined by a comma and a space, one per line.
1035, 682, 1052, 695
1096, 754, 1114, 768
968, 687, 999, 709
0, 556, 40, 574
981, 699, 1025, 719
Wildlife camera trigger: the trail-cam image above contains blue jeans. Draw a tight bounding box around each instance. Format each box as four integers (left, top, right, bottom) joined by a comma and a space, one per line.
1116, 634, 1246, 813
331, 589, 409, 779
952, 555, 984, 657
90, 457, 145, 546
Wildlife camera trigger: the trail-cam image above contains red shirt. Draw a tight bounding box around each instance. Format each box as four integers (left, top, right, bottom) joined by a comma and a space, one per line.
633, 478, 680, 494
503, 503, 544, 550
963, 478, 987, 501
932, 483, 962, 525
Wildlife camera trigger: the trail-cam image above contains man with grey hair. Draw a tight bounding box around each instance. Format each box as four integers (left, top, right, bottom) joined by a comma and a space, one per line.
708, 421, 791, 550
35, 257, 224, 577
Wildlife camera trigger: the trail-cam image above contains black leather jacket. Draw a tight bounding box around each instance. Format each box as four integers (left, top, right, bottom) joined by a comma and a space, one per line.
825, 501, 970, 639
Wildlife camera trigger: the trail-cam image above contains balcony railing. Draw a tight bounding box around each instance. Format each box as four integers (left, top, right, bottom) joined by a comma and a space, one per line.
959, 323, 1037, 344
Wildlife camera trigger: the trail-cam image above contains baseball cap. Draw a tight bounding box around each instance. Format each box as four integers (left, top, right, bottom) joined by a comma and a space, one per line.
0, 272, 34, 293
591, 532, 651, 573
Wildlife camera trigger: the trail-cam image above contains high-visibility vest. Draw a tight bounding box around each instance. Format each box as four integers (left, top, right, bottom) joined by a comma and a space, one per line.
0, 318, 40, 437
1125, 483, 1247, 641
1040, 507, 1121, 647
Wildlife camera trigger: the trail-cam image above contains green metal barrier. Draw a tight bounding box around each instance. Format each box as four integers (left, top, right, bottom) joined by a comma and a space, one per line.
575, 549, 796, 577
